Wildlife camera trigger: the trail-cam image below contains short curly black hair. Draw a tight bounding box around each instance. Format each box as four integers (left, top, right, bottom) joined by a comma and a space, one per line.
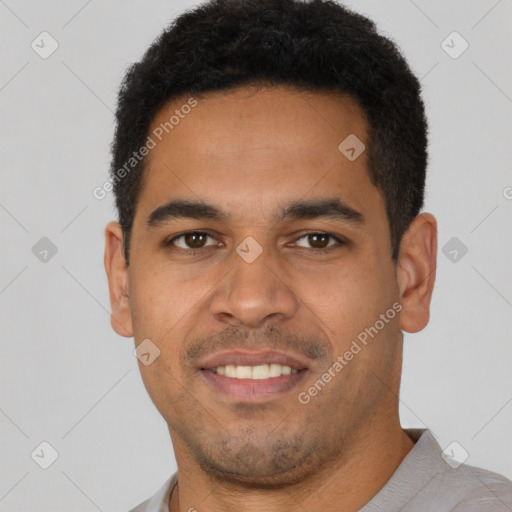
110, 0, 427, 265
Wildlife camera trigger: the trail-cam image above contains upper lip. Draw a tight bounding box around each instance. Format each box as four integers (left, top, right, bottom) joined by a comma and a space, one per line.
198, 349, 309, 371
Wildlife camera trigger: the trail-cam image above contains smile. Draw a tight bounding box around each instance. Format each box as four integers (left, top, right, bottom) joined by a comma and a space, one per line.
198, 349, 310, 402
210, 363, 298, 379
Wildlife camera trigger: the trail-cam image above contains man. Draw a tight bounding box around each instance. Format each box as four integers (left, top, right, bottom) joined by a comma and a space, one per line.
104, 0, 512, 510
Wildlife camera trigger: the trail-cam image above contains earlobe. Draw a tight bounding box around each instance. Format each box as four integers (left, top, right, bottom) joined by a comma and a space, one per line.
396, 213, 437, 334
104, 221, 134, 338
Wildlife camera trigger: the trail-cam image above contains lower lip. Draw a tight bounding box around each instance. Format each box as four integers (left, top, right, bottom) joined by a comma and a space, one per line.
200, 369, 308, 403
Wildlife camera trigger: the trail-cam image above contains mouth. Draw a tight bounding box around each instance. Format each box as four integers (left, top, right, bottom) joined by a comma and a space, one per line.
198, 349, 309, 403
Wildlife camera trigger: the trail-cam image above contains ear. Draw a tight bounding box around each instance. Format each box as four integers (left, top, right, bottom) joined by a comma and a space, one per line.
396, 213, 437, 333
104, 221, 133, 338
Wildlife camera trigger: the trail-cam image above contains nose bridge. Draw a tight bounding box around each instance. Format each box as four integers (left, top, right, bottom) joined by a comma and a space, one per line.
209, 233, 299, 328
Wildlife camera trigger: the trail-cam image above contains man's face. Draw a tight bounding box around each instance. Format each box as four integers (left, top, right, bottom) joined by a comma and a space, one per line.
110, 86, 410, 486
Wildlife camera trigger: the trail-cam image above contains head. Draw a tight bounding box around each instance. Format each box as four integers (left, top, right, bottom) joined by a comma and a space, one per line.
105, 0, 436, 488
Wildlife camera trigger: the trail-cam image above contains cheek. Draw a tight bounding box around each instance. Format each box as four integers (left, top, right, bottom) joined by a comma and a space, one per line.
130, 265, 203, 338
296, 256, 397, 349
129, 271, 192, 408
296, 260, 374, 313
130, 276, 164, 340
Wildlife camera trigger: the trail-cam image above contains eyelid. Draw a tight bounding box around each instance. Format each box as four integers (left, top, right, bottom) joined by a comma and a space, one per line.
292, 232, 345, 249
166, 231, 219, 249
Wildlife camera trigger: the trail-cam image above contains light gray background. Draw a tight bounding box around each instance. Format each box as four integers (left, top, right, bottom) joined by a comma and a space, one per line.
1, 1, 511, 510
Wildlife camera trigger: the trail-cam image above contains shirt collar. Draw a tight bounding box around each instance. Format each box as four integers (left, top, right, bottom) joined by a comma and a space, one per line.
359, 428, 447, 511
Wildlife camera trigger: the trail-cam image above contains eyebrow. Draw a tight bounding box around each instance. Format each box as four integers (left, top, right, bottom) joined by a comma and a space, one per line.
146, 197, 364, 229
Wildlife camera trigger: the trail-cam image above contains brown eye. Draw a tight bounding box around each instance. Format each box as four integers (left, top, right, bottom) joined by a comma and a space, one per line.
294, 233, 343, 251
169, 231, 216, 250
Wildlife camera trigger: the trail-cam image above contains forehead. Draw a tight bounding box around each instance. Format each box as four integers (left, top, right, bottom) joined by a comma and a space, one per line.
135, 85, 385, 228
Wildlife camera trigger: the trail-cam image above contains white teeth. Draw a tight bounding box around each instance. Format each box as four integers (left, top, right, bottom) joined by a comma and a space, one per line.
281, 365, 292, 375
269, 363, 282, 377
225, 365, 237, 378
235, 365, 252, 379
252, 364, 270, 379
211, 363, 299, 379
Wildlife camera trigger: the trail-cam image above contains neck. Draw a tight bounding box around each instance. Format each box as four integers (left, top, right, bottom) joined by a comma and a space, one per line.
169, 419, 415, 512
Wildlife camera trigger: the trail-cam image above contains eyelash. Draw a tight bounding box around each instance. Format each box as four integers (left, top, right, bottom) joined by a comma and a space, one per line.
165, 230, 346, 255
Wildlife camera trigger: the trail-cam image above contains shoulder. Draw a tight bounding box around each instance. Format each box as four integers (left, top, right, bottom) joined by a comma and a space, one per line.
388, 429, 512, 511
449, 464, 512, 511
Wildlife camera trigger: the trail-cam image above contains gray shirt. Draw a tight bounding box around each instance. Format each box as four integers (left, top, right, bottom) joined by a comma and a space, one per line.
129, 429, 512, 511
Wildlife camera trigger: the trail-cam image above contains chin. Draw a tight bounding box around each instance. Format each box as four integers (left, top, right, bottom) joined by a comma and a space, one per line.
191, 436, 324, 489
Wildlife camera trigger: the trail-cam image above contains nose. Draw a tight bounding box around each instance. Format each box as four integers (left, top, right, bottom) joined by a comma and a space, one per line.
208, 236, 300, 329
